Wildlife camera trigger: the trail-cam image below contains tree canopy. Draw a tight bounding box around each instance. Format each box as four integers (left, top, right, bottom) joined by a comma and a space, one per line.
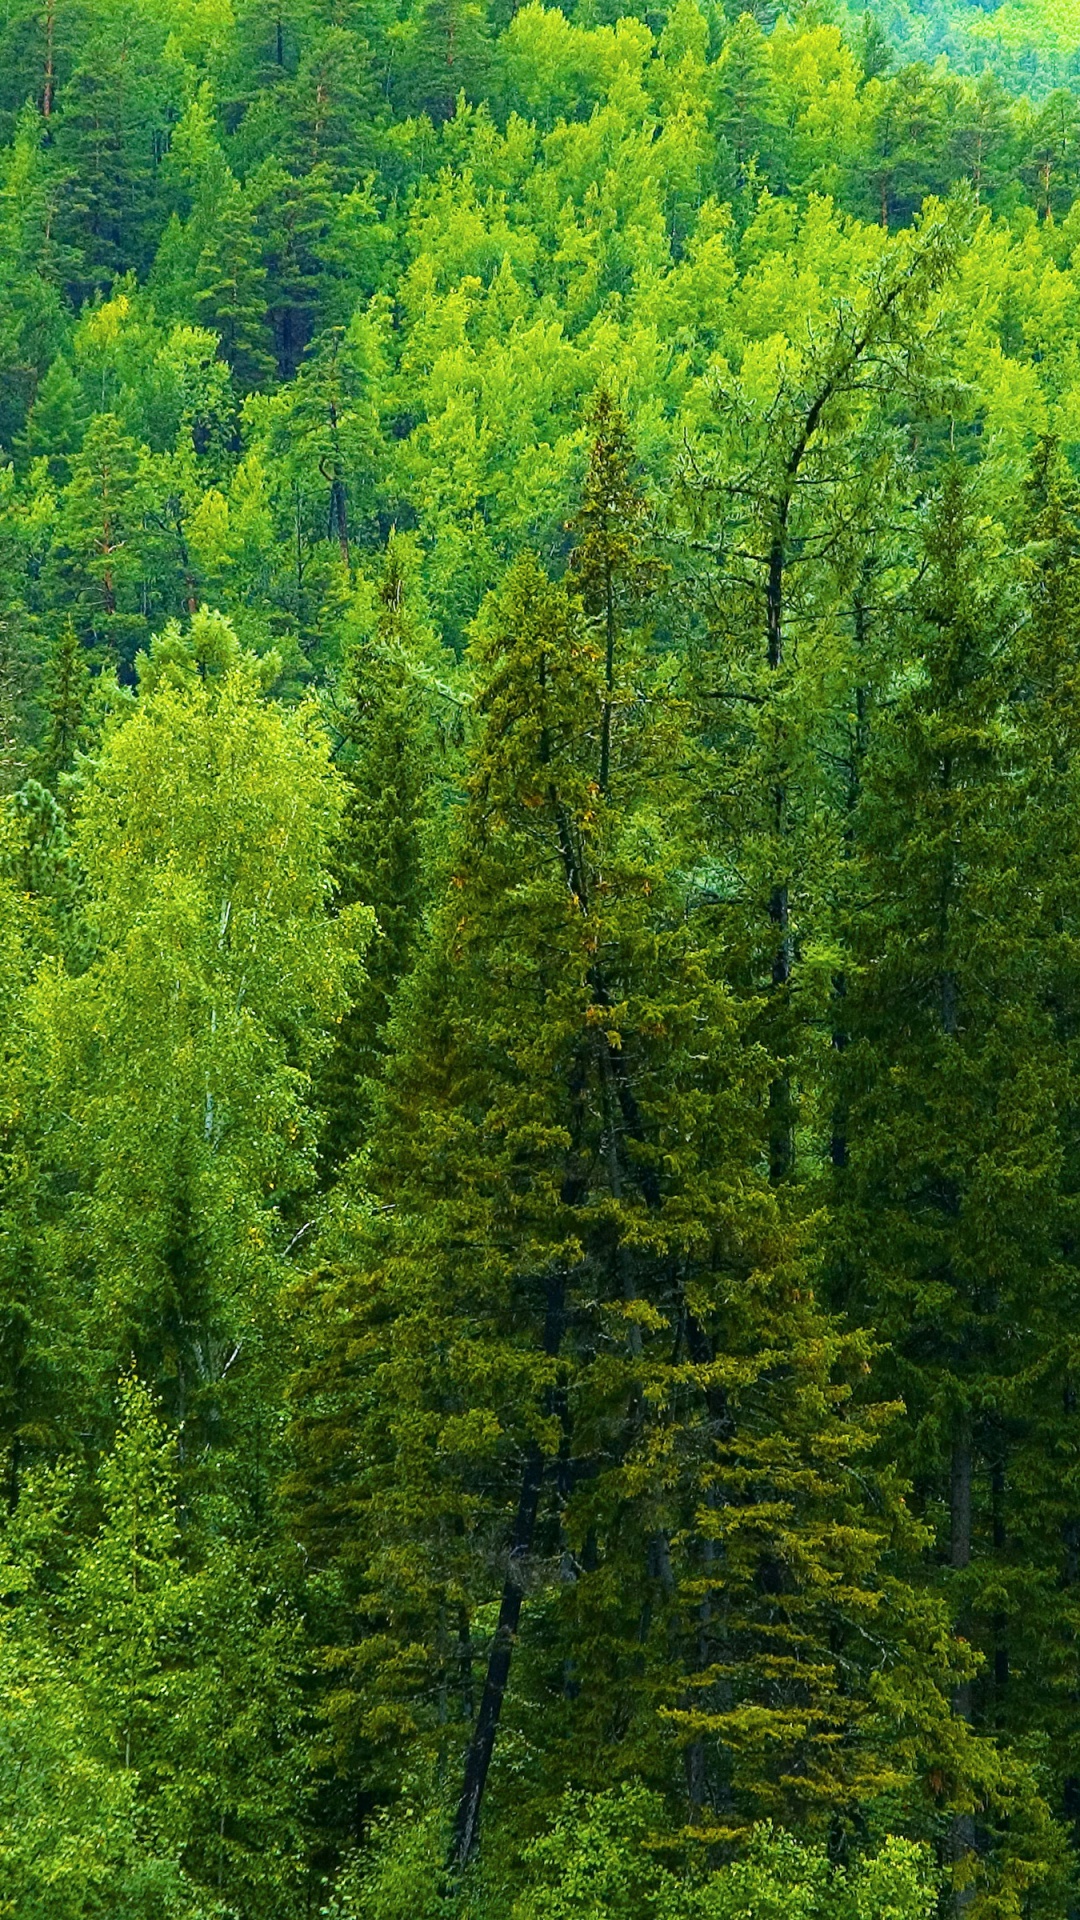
6, 0, 1080, 1915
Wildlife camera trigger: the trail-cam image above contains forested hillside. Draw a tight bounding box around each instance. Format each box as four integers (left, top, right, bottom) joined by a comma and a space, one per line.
7, 0, 1080, 1915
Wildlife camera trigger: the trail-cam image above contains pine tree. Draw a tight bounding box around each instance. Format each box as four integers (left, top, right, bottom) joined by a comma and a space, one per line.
1020, 88, 1080, 222
273, 25, 380, 190
863, 65, 953, 230
712, 14, 783, 191
50, 0, 174, 295
254, 159, 334, 381
393, 0, 493, 125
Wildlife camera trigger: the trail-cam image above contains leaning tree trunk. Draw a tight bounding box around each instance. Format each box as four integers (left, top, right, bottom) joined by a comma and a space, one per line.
449, 1271, 566, 1870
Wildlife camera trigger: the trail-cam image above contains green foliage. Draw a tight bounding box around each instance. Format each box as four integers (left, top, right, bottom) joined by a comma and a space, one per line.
5, 4, 1080, 1918
505, 1792, 940, 1920
0, 1372, 309, 1918
29, 607, 366, 1417
326, 1788, 941, 1920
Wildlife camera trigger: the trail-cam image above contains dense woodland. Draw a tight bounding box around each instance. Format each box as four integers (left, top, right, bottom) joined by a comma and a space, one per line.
11, 0, 1080, 1915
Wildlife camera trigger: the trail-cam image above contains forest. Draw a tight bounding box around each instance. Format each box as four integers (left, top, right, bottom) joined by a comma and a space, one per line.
8, 0, 1080, 1914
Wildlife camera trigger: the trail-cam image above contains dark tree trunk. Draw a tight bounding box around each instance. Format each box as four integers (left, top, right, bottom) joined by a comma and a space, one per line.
449, 1273, 566, 1870
449, 1437, 546, 1870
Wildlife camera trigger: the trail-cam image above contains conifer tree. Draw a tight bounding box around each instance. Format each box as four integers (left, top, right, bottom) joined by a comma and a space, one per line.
825, 466, 1076, 1898
875, 450, 1080, 1842
712, 15, 782, 191
195, 182, 276, 393
273, 26, 380, 190
289, 417, 1023, 1889
316, 537, 434, 1173
16, 355, 86, 481
681, 196, 964, 1190
394, 0, 492, 124
49, 0, 173, 293
48, 410, 150, 672
37, 617, 92, 786
254, 160, 334, 380
0, 104, 70, 442
0, 822, 64, 1512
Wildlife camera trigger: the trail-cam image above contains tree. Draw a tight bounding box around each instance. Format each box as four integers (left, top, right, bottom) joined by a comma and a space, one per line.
1020, 89, 1080, 222
253, 160, 335, 381
393, 0, 493, 125
679, 194, 964, 1189
0, 104, 71, 443
316, 536, 435, 1174
825, 466, 1076, 1904
49, 0, 175, 296
289, 482, 1006, 1886
711, 14, 782, 192
29, 608, 367, 1444
238, 25, 381, 194
0, 1368, 314, 1919
70, 1373, 312, 1916
194, 181, 276, 393
16, 356, 87, 481
48, 410, 150, 671
861, 67, 952, 230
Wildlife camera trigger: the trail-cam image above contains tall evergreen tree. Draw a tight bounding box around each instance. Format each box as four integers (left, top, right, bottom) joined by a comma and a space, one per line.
16, 355, 86, 481
194, 182, 276, 394
316, 537, 434, 1173
37, 617, 92, 787
289, 425, 1030, 1893
680, 195, 964, 1191
824, 465, 1077, 1899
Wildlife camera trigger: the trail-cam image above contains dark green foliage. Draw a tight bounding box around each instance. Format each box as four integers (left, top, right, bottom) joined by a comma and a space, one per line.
5, 4, 1080, 1917
316, 538, 433, 1170
194, 184, 277, 392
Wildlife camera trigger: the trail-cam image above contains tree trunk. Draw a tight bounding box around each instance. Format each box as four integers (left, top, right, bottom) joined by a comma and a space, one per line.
449, 1271, 567, 1870
42, 0, 55, 118
449, 1440, 546, 1870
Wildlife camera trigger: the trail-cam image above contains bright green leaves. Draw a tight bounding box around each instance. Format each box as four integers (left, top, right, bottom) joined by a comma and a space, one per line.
30, 607, 367, 1415
0, 1371, 310, 1918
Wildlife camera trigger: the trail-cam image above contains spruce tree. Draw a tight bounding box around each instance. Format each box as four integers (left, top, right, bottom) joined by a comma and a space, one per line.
826, 466, 1074, 1899
289, 420, 1016, 1885
316, 537, 433, 1174
38, 617, 92, 787
946, 450, 1080, 1837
